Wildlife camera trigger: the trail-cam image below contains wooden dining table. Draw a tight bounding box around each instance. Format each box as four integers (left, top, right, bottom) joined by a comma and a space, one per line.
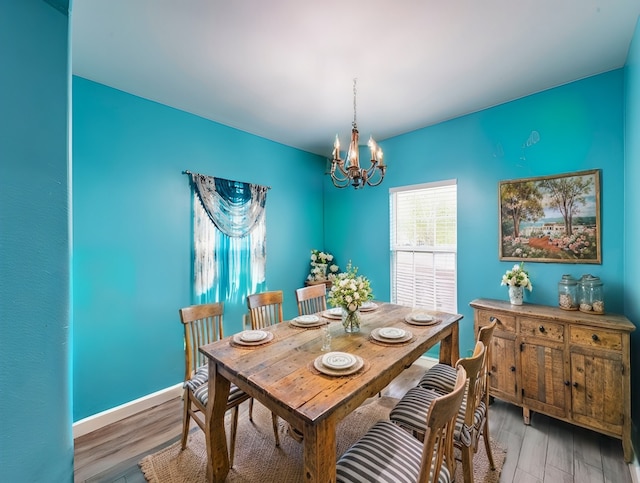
199, 302, 462, 482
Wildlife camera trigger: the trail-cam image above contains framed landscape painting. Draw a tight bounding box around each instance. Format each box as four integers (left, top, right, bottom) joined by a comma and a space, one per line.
499, 169, 601, 263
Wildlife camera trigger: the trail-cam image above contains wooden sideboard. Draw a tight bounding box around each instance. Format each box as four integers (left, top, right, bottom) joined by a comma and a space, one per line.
470, 298, 635, 462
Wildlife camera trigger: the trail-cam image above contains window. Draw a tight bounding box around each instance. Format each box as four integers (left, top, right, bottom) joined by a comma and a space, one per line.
390, 180, 457, 312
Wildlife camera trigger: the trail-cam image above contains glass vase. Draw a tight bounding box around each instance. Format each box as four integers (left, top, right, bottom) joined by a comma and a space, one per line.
508, 285, 524, 305
341, 307, 361, 333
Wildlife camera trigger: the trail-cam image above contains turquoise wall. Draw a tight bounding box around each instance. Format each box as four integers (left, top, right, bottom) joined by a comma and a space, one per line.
72, 77, 326, 421
324, 71, 626, 359
0, 0, 73, 481
624, 17, 640, 448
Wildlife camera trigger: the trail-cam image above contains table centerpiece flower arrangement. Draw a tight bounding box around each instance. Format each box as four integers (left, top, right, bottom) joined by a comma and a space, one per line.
500, 262, 533, 305
327, 262, 373, 333
307, 249, 340, 282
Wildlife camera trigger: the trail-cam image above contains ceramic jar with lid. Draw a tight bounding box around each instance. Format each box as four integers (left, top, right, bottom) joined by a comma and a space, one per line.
558, 274, 578, 310
578, 274, 605, 314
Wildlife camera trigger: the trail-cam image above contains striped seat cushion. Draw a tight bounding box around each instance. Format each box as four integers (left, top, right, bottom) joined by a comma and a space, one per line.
184, 365, 208, 391
418, 363, 457, 394
192, 381, 246, 407
389, 387, 472, 447
420, 365, 488, 431
336, 420, 452, 483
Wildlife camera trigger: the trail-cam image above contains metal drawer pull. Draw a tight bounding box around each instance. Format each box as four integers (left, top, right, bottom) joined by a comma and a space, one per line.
539, 325, 545, 333
592, 334, 599, 341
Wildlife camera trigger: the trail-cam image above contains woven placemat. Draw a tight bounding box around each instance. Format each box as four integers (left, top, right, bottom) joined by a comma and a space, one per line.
307, 357, 371, 379
229, 332, 276, 349
368, 334, 416, 347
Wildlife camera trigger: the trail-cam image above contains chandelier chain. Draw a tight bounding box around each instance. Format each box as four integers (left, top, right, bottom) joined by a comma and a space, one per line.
352, 78, 357, 128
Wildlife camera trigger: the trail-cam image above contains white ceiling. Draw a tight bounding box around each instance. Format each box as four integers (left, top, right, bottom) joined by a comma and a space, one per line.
72, 1, 640, 157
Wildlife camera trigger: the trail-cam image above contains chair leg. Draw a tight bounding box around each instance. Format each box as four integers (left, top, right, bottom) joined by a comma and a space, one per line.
229, 406, 240, 467
271, 412, 280, 447
461, 444, 475, 483
249, 398, 254, 421
482, 421, 496, 470
181, 391, 190, 450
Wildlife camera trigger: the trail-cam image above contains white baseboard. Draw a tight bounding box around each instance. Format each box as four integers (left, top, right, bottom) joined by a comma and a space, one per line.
73, 383, 183, 439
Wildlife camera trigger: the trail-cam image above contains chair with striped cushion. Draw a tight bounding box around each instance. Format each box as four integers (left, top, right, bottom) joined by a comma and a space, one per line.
389, 341, 486, 483
179, 302, 279, 467
336, 365, 467, 483
417, 318, 498, 478
295, 284, 327, 316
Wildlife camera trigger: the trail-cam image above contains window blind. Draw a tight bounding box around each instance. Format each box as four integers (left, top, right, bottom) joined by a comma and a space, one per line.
390, 180, 457, 313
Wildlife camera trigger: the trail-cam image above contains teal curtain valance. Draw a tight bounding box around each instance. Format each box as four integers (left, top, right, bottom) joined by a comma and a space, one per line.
190, 173, 268, 238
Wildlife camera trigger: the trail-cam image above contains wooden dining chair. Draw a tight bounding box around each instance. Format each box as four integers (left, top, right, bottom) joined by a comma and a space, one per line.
295, 283, 327, 316
336, 365, 467, 483
245, 290, 283, 443
247, 290, 284, 329
179, 302, 252, 467
389, 341, 487, 483
416, 318, 498, 478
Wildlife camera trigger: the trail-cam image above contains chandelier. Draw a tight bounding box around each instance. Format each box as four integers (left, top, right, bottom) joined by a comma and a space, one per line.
329, 79, 386, 189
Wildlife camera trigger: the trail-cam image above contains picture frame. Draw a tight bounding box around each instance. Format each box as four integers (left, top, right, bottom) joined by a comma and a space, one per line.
499, 169, 601, 263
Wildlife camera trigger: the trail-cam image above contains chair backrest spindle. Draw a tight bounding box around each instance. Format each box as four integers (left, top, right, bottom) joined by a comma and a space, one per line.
295, 284, 327, 316
247, 290, 284, 329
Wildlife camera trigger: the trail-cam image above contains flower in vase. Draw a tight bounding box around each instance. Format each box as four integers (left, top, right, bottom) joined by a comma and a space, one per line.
500, 262, 533, 291
327, 262, 373, 312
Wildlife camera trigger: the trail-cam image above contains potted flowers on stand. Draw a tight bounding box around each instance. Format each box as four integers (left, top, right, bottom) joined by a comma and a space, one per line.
500, 262, 533, 305
307, 249, 340, 283
327, 262, 373, 333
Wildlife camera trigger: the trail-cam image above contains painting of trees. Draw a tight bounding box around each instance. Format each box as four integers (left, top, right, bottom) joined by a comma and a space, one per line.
540, 175, 594, 236
500, 181, 544, 238
499, 170, 601, 263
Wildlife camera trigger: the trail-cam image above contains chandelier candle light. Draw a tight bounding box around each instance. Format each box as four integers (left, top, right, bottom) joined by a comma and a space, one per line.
330, 79, 386, 189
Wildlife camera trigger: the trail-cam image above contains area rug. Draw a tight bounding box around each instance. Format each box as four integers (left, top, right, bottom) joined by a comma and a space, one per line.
140, 397, 505, 482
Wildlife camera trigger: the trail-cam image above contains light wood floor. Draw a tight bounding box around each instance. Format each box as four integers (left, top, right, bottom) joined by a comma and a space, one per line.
74, 362, 634, 483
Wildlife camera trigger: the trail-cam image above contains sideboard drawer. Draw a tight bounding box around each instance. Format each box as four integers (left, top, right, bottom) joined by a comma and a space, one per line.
478, 310, 515, 333
570, 326, 622, 350
521, 318, 564, 342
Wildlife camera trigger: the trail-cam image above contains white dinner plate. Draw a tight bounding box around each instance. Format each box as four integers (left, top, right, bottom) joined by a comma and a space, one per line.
411, 313, 434, 323
313, 355, 364, 376
240, 330, 268, 342
371, 328, 413, 344
293, 314, 320, 325
360, 302, 378, 311
322, 352, 357, 370
378, 327, 406, 339
323, 307, 343, 319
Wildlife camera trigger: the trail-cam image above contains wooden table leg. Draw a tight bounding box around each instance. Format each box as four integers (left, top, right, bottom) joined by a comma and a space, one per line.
303, 414, 337, 483
439, 320, 460, 366
206, 363, 231, 482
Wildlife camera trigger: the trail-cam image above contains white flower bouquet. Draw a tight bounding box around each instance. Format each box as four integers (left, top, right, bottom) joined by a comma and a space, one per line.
327, 262, 373, 312
500, 262, 533, 291
307, 249, 340, 281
